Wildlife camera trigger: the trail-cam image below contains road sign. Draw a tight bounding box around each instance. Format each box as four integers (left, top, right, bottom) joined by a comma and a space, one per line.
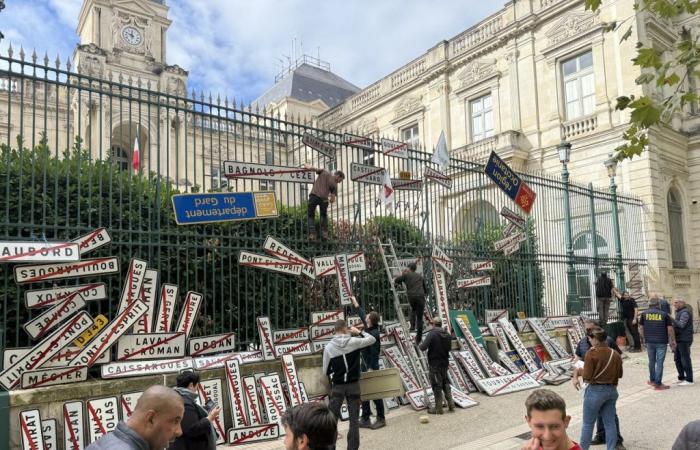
239, 251, 303, 276
69, 301, 149, 368
193, 353, 243, 370
63, 401, 85, 450
457, 276, 491, 289
274, 341, 312, 357
189, 332, 237, 357
101, 357, 194, 379
172, 192, 278, 225
310, 310, 345, 324
454, 350, 486, 384
476, 372, 540, 396
350, 163, 386, 185
14, 257, 119, 284
257, 316, 276, 361
21, 365, 87, 389
0, 312, 93, 390
24, 293, 87, 340
382, 346, 420, 392
302, 132, 336, 159
348, 252, 366, 271
484, 151, 536, 214
174, 291, 202, 338
197, 379, 226, 444
25, 283, 107, 309
228, 424, 280, 446
259, 374, 287, 432
498, 318, 539, 373
243, 376, 264, 426
223, 161, 315, 183
500, 206, 526, 230
314, 253, 366, 277
470, 261, 494, 271
485, 309, 509, 324
273, 327, 309, 344
406, 387, 433, 410
133, 269, 158, 334
451, 387, 479, 408
380, 138, 408, 158
120, 391, 143, 420
432, 245, 453, 275
310, 324, 335, 341
0, 241, 79, 263
155, 284, 178, 333
71, 228, 112, 255
19, 409, 45, 450
281, 354, 304, 407
116, 258, 148, 314
72, 314, 109, 348
494, 232, 526, 252
225, 359, 250, 429
263, 236, 314, 279
391, 178, 423, 191
433, 269, 451, 333
42, 418, 57, 450
116, 332, 186, 361
335, 254, 353, 306
423, 166, 452, 189
86, 397, 119, 443
342, 133, 373, 150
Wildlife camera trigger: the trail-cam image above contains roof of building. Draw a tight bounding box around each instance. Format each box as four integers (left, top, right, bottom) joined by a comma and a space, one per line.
253, 63, 360, 110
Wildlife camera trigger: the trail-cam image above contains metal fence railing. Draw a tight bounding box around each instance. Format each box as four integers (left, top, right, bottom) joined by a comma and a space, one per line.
0, 49, 647, 349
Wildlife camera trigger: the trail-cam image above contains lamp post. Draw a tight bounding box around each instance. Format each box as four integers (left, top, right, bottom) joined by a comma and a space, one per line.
559, 139, 580, 314
605, 154, 626, 291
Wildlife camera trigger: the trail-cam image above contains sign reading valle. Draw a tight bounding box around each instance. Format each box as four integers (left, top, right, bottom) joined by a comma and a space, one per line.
172, 192, 278, 225
484, 151, 536, 214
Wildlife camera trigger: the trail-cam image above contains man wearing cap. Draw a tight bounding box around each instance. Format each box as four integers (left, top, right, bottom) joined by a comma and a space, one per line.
419, 317, 455, 415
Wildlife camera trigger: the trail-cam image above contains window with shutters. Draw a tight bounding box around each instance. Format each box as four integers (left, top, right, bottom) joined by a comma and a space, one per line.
562, 51, 595, 120
470, 94, 494, 142
668, 189, 687, 268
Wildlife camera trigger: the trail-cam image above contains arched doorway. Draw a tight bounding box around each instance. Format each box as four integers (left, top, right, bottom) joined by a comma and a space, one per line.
573, 232, 609, 313
110, 122, 149, 172
453, 200, 500, 236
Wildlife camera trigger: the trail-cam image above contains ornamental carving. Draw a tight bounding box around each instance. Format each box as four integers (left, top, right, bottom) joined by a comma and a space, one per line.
166, 77, 187, 97
164, 64, 189, 76
457, 59, 498, 89
111, 11, 152, 57
78, 55, 104, 78
393, 96, 424, 121
545, 12, 600, 47
355, 116, 378, 135
77, 43, 107, 57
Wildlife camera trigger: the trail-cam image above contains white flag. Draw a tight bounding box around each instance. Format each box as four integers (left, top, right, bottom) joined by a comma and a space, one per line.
378, 171, 394, 208
431, 131, 449, 170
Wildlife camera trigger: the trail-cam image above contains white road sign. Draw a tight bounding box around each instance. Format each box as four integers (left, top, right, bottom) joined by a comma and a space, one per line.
457, 276, 492, 289
423, 166, 452, 189
193, 353, 243, 371
350, 163, 386, 185
382, 346, 420, 392
21, 365, 88, 389
282, 354, 304, 407
189, 332, 237, 357
197, 379, 226, 444
342, 133, 373, 150
451, 387, 479, 408
133, 269, 158, 334
14, 257, 119, 284
24, 293, 87, 340
495, 233, 526, 252
19, 409, 45, 450
257, 316, 276, 361
433, 269, 451, 333
310, 310, 345, 324
485, 309, 509, 323
0, 241, 79, 263
42, 418, 58, 450
476, 372, 540, 396
86, 397, 119, 443
431, 245, 453, 275
228, 424, 280, 446
263, 236, 314, 280
63, 401, 85, 450
302, 132, 336, 159
335, 254, 353, 306
116, 332, 186, 361
223, 161, 315, 183
274, 341, 312, 357
500, 206, 526, 230
314, 253, 366, 277
273, 327, 309, 344
470, 261, 494, 271
120, 392, 143, 420
381, 138, 408, 158
391, 178, 423, 191
259, 374, 287, 432
239, 251, 303, 276
498, 318, 539, 373
155, 283, 178, 333
348, 252, 367, 271
406, 387, 433, 410
225, 360, 250, 429
71, 228, 112, 255
25, 283, 107, 309
488, 323, 512, 351
116, 258, 148, 314
175, 291, 203, 338
243, 376, 264, 426
101, 357, 194, 379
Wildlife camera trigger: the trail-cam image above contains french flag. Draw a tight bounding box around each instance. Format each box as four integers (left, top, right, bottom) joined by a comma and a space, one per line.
132, 136, 140, 172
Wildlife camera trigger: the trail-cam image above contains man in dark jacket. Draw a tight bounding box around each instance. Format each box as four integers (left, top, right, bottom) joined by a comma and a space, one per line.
87, 385, 183, 450
673, 298, 694, 385
595, 272, 614, 325
419, 317, 455, 415
169, 371, 221, 450
673, 420, 700, 450
322, 319, 376, 450
640, 297, 677, 390
395, 263, 427, 344
350, 296, 385, 430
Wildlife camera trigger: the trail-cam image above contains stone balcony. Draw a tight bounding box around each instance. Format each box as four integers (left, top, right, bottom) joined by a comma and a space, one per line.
452, 130, 527, 167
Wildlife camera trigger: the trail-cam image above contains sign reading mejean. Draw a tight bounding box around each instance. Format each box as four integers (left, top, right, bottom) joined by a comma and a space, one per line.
484, 151, 536, 214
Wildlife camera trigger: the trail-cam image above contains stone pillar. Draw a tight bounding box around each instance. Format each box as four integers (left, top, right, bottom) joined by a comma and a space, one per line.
505, 48, 521, 131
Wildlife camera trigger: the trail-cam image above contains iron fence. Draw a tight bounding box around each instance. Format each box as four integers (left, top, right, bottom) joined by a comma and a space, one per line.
0, 49, 647, 350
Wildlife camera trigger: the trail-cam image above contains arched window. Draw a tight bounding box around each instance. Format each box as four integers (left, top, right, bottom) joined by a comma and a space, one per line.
573, 232, 608, 313
111, 145, 130, 172
454, 200, 500, 234
668, 189, 687, 268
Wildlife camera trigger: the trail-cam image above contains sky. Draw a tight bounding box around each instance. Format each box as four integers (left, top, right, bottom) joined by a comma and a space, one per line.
0, 0, 503, 103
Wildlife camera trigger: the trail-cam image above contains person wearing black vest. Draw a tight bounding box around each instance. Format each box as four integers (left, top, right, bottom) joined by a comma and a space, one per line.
595, 272, 614, 325
322, 319, 376, 450
639, 297, 676, 390
672, 298, 694, 385
419, 317, 455, 415
395, 263, 427, 344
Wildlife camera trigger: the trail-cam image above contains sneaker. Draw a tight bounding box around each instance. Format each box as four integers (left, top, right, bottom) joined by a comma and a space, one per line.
674, 379, 686, 384
370, 419, 386, 430
358, 418, 371, 429
654, 384, 671, 390
590, 437, 605, 445
616, 443, 627, 450
646, 381, 655, 386
679, 381, 695, 386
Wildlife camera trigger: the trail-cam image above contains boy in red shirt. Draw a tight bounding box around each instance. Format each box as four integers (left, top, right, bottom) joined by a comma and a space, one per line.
522, 389, 581, 450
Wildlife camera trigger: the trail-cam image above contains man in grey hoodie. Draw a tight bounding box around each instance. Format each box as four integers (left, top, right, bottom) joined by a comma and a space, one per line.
322, 319, 376, 450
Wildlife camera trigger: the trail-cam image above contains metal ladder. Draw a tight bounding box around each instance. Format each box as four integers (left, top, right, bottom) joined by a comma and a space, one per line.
376, 238, 432, 408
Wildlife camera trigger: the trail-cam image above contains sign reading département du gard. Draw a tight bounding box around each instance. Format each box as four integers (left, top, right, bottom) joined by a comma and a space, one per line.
14, 257, 120, 284
86, 397, 119, 444
175, 292, 203, 339
25, 282, 107, 309
350, 163, 386, 185
0, 241, 79, 263
72, 227, 112, 255
63, 401, 85, 450
239, 251, 303, 276
189, 332, 237, 357
24, 293, 87, 340
116, 258, 149, 314
116, 332, 186, 361
263, 236, 315, 280
155, 283, 179, 333
223, 161, 315, 183
20, 409, 45, 450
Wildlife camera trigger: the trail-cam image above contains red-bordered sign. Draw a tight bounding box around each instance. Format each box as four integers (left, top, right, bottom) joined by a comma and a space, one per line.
477, 371, 539, 396
101, 357, 194, 379
41, 418, 58, 450
155, 283, 179, 333
24, 293, 87, 340
21, 365, 87, 389
0, 241, 79, 263
423, 166, 452, 189
380, 138, 408, 159
274, 341, 312, 357
197, 380, 226, 444
120, 391, 143, 420
272, 327, 309, 345
87, 397, 119, 443
25, 282, 107, 309
342, 133, 373, 150
175, 291, 203, 338
302, 132, 336, 159
243, 376, 264, 426
334, 254, 353, 306
71, 228, 112, 255
256, 317, 276, 361
223, 161, 315, 184
193, 352, 243, 370
433, 269, 451, 334
189, 332, 237, 357
350, 162, 386, 185
115, 332, 186, 361
259, 374, 287, 432
116, 258, 148, 314
457, 276, 491, 289
63, 401, 85, 450
228, 424, 279, 446
281, 354, 303, 407
14, 257, 119, 284
19, 409, 45, 450
263, 236, 315, 280
225, 359, 250, 429
431, 245, 453, 275
133, 269, 159, 334
239, 251, 303, 276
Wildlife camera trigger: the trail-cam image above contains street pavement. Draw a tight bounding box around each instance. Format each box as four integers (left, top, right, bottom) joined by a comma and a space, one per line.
224, 344, 700, 449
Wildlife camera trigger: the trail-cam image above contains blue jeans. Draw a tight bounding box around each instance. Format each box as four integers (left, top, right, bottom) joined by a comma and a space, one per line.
580, 384, 618, 450
647, 342, 668, 385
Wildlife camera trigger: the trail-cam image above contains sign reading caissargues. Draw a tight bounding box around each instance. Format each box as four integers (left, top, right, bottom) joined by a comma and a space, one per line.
172, 192, 278, 225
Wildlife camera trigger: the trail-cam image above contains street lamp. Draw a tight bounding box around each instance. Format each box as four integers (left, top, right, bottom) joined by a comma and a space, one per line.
558, 139, 580, 314
605, 153, 626, 291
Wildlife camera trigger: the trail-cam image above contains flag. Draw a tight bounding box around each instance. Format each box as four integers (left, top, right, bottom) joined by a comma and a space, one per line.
378, 171, 394, 208
132, 136, 140, 172
431, 130, 449, 170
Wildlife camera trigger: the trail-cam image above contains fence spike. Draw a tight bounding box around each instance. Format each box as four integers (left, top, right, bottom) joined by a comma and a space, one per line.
31, 49, 37, 63
127, 75, 133, 86
43, 52, 49, 67
7, 43, 12, 58
137, 76, 142, 88
224, 95, 228, 108
65, 57, 71, 72
216, 93, 220, 105
107, 70, 113, 81
191, 88, 196, 99
55, 53, 60, 69
19, 46, 25, 61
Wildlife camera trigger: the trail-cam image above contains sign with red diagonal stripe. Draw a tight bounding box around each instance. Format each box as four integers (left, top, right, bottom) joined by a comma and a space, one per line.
21, 365, 87, 389
302, 132, 336, 159
189, 332, 237, 357
175, 291, 203, 338
310, 310, 345, 324
257, 317, 276, 361
498, 317, 539, 373
488, 323, 512, 352
63, 401, 85, 450
0, 241, 79, 263
263, 236, 315, 280
457, 276, 491, 289
433, 269, 451, 333
391, 178, 423, 191
0, 312, 94, 390
342, 133, 373, 150
451, 387, 479, 408
259, 374, 287, 432
350, 162, 386, 185
197, 380, 226, 444
24, 293, 87, 340
431, 245, 453, 275
476, 371, 540, 396
382, 346, 419, 392
239, 251, 303, 276
243, 376, 264, 426
19, 409, 45, 450
335, 254, 353, 306
405, 388, 433, 411
281, 354, 303, 407
223, 161, 315, 183
228, 424, 280, 446
380, 138, 408, 158
470, 261, 494, 272
101, 357, 194, 379
115, 332, 186, 361
423, 166, 453, 189
87, 397, 118, 443
133, 269, 158, 334
485, 309, 509, 324
193, 353, 244, 370
41, 418, 58, 450
120, 391, 142, 420
313, 253, 366, 277
225, 359, 250, 429
272, 327, 309, 344
69, 301, 149, 368
274, 341, 312, 357
25, 283, 107, 309
71, 228, 112, 255
116, 258, 148, 314
155, 283, 178, 333
14, 257, 120, 284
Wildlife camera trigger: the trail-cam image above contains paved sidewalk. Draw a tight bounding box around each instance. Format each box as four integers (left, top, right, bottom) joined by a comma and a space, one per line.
223, 345, 700, 449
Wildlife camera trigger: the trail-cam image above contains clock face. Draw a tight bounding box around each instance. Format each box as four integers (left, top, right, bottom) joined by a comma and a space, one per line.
121, 26, 142, 46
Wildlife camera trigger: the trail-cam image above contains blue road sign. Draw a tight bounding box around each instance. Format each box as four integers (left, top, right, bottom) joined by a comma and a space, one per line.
484, 151, 522, 201
172, 192, 278, 225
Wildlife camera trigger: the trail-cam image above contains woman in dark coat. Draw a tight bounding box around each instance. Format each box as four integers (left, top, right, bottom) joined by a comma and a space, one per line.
169, 370, 221, 450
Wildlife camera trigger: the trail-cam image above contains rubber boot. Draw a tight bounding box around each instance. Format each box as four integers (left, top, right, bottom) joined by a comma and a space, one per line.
428, 391, 444, 415
444, 389, 455, 412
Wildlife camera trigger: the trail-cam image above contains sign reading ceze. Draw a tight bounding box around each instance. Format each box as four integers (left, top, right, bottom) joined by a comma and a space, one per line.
172, 192, 279, 225
0, 242, 80, 263
14, 257, 119, 284
223, 161, 315, 183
